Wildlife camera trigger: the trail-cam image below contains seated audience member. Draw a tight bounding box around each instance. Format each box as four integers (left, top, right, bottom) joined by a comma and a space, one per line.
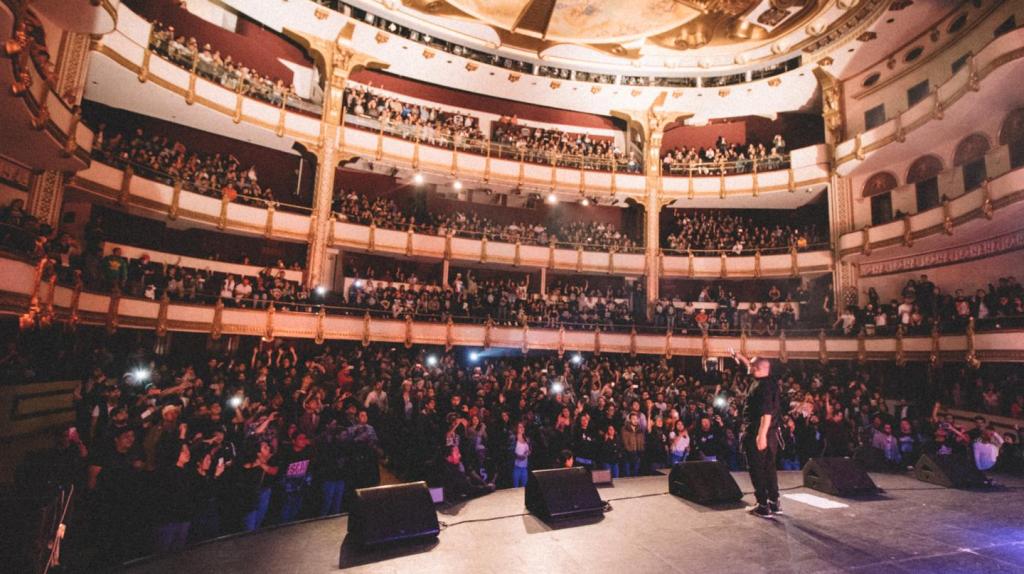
440, 444, 495, 500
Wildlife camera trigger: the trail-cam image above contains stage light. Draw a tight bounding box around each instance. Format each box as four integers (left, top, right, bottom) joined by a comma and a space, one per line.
551, 381, 565, 394
315, 285, 327, 296
354, 279, 364, 288
714, 396, 727, 409
581, 198, 590, 206
572, 353, 583, 365
426, 355, 438, 367
546, 192, 557, 204
228, 396, 243, 409
413, 172, 424, 185
453, 180, 463, 190
469, 351, 479, 363
133, 368, 150, 382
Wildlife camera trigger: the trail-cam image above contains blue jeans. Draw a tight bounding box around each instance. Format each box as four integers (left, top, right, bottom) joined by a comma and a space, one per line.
669, 451, 688, 466
242, 488, 271, 532
512, 465, 529, 488
601, 462, 620, 478
320, 479, 346, 516
280, 490, 305, 523
622, 453, 641, 477
781, 457, 801, 470
153, 521, 190, 554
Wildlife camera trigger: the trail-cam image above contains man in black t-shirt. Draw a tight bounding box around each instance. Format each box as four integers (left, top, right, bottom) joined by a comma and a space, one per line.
733, 349, 781, 519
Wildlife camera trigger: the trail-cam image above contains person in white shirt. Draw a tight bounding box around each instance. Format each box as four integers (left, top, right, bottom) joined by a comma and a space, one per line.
974, 426, 1004, 471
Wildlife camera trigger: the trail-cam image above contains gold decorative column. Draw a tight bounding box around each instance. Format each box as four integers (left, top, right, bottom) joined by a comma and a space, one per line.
292, 26, 381, 290
612, 96, 692, 319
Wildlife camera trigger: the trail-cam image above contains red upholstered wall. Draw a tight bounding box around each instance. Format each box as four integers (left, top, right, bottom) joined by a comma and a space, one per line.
660, 114, 824, 153
83, 102, 310, 204
124, 0, 310, 84
350, 69, 622, 131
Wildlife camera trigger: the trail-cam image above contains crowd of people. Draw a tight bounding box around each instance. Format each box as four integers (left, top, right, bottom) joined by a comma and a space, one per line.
148, 22, 297, 108
491, 116, 639, 172
11, 334, 1021, 568
834, 275, 1024, 336
664, 209, 822, 254
661, 134, 789, 176
343, 84, 485, 150
344, 274, 642, 329
92, 125, 284, 208
332, 188, 642, 251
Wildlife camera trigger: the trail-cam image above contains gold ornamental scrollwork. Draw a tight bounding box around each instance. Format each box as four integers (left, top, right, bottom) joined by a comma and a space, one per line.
211, 298, 224, 340
315, 308, 326, 345
981, 180, 994, 219
895, 325, 906, 367
687, 249, 694, 277
818, 329, 828, 365
106, 288, 121, 334
790, 244, 799, 277
576, 245, 583, 273
720, 252, 727, 278
629, 327, 637, 358
929, 322, 940, 366
444, 231, 453, 260
368, 223, 376, 251
665, 329, 673, 360
480, 235, 488, 263
901, 215, 913, 247
156, 293, 170, 337
965, 317, 981, 368
362, 312, 371, 347
778, 330, 788, 364
548, 238, 556, 269
119, 165, 133, 205
263, 304, 276, 342
514, 240, 521, 267
739, 327, 748, 358
218, 195, 229, 230
557, 325, 565, 358
406, 226, 415, 256
521, 323, 529, 355
861, 226, 872, 256
700, 329, 709, 366
594, 326, 602, 356
942, 198, 953, 235
754, 249, 762, 278
67, 282, 83, 331
445, 317, 454, 351
168, 179, 182, 220
856, 327, 866, 364
404, 315, 414, 349
484, 317, 493, 349
264, 203, 275, 238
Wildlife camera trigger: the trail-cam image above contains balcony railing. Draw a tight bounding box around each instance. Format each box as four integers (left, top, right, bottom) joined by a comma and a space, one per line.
1, 253, 1019, 360
69, 159, 835, 277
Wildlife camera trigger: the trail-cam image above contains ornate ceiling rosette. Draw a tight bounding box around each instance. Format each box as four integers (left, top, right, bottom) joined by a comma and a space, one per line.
400, 0, 828, 60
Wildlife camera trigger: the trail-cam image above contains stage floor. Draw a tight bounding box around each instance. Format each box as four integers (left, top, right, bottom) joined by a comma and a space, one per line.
125, 471, 1024, 573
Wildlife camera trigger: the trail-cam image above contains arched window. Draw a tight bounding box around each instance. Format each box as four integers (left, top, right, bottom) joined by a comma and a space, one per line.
863, 172, 898, 225
954, 133, 990, 191
999, 108, 1024, 169
906, 155, 944, 212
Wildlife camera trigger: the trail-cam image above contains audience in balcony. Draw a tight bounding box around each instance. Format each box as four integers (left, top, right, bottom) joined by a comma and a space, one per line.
664, 210, 822, 254
343, 84, 485, 148
491, 116, 637, 171
93, 125, 283, 208
841, 275, 1024, 336
148, 22, 296, 107
333, 188, 641, 252
661, 134, 787, 175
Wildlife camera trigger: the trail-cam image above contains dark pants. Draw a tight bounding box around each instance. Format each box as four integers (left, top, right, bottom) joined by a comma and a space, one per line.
745, 434, 779, 506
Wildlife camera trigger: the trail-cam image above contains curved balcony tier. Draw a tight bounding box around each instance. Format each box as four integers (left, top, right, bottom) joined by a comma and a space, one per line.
85, 7, 830, 203
31, 0, 119, 36
0, 2, 94, 172
2, 255, 1020, 361
834, 27, 1024, 177
70, 161, 834, 279
837, 164, 1024, 258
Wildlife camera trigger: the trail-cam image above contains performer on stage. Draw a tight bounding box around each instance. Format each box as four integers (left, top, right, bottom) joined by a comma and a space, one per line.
731, 349, 782, 519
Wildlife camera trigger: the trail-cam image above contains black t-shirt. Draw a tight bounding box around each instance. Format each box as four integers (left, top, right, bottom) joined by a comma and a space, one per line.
743, 377, 781, 435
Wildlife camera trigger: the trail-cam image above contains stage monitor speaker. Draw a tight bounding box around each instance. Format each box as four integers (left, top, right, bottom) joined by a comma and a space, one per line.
803, 457, 879, 497
668, 461, 743, 505
525, 467, 605, 521
914, 454, 988, 488
348, 481, 439, 547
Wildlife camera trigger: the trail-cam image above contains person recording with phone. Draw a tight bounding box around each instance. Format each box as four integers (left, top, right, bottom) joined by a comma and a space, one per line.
731, 348, 782, 519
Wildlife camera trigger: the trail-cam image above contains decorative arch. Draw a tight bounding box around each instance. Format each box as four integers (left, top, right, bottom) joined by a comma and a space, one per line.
999, 108, 1024, 145
862, 171, 898, 197
906, 155, 944, 184
953, 133, 991, 166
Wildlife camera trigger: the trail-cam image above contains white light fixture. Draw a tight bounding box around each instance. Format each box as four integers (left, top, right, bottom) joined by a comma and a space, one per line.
581, 198, 590, 207
546, 192, 557, 204
315, 285, 327, 296
426, 355, 438, 367
413, 172, 424, 185
453, 180, 463, 190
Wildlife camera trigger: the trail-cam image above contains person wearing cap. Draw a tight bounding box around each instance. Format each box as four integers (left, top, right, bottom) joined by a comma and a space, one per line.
732, 349, 781, 519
